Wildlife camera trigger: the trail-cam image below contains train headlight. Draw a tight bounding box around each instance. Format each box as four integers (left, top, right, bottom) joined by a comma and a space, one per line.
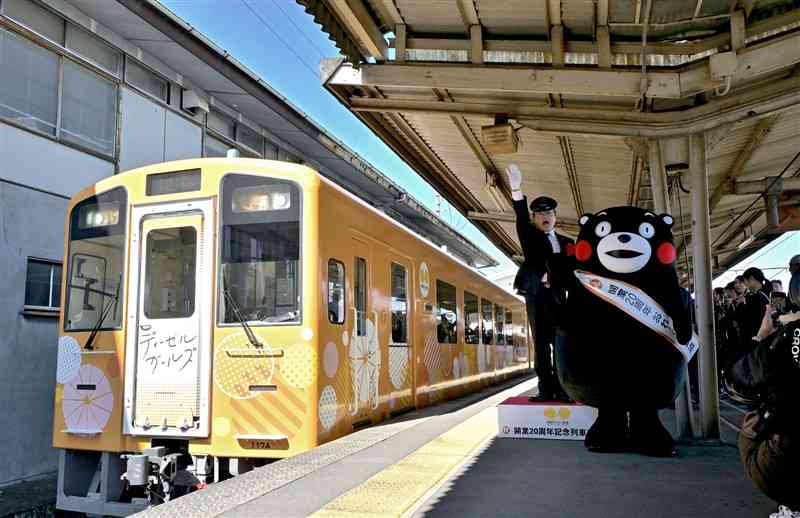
271, 191, 290, 210
233, 185, 292, 212
79, 202, 120, 229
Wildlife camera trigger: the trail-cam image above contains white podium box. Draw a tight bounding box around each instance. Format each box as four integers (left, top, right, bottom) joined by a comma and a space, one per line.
497, 397, 598, 441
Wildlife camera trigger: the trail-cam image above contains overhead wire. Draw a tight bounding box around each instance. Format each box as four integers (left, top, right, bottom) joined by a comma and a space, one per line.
264, 0, 330, 59
240, 0, 323, 81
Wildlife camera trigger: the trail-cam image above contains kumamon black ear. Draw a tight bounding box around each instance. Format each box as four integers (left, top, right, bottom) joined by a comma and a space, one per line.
660, 214, 674, 228
578, 213, 593, 226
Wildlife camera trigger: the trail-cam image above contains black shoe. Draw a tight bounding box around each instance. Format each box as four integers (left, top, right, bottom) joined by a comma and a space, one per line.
529, 391, 555, 402
629, 410, 677, 457
554, 389, 573, 403
584, 409, 629, 453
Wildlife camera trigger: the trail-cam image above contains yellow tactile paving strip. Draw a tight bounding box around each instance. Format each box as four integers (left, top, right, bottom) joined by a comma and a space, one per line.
311, 407, 497, 518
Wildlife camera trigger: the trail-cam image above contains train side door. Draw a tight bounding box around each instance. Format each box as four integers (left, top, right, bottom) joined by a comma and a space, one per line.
123, 199, 214, 438
347, 238, 378, 419
387, 258, 414, 412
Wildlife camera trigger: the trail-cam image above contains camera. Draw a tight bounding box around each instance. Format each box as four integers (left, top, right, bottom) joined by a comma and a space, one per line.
770, 291, 787, 326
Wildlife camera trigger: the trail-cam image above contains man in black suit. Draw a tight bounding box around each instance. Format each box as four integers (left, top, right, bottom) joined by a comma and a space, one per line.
506, 164, 573, 401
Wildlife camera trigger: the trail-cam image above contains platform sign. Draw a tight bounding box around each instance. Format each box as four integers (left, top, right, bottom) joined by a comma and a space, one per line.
497, 397, 598, 441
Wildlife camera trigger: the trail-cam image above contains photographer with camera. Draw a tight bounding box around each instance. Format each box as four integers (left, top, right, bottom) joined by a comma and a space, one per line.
728, 255, 800, 517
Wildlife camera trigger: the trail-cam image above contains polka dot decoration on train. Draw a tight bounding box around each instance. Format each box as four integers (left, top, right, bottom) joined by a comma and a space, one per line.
281, 343, 316, 389
319, 385, 338, 431
56, 336, 81, 384
213, 333, 276, 400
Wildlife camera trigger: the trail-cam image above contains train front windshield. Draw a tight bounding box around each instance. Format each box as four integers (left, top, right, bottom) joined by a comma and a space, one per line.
220, 174, 302, 325
64, 187, 127, 331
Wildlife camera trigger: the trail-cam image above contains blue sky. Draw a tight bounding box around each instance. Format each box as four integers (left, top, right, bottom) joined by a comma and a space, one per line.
161, 0, 798, 286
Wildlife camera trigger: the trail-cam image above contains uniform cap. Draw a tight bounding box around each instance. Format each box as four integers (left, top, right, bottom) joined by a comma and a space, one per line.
530, 196, 557, 212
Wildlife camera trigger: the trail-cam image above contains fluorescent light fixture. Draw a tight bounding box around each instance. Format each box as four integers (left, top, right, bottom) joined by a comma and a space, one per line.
485, 183, 511, 212
737, 235, 756, 250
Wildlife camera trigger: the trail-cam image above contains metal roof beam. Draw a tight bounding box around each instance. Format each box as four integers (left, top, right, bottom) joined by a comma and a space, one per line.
327, 0, 388, 61
338, 33, 800, 99
708, 115, 779, 210
337, 73, 800, 138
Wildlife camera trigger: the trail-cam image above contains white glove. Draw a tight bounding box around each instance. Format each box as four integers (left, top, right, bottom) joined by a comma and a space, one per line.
505, 164, 522, 191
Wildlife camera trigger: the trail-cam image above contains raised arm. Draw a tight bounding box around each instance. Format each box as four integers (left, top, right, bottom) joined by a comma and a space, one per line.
506, 164, 534, 254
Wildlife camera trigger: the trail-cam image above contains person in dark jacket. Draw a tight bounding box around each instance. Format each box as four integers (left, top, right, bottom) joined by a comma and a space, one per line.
728, 302, 800, 513
506, 164, 574, 401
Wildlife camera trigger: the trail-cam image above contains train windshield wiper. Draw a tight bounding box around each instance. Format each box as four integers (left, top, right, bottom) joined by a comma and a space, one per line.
83, 277, 121, 351
222, 276, 263, 349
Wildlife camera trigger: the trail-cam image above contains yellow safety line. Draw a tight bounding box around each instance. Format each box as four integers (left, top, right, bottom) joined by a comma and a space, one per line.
311, 407, 498, 518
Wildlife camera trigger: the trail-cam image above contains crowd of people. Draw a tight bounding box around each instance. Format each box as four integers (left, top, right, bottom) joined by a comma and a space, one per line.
713, 259, 800, 516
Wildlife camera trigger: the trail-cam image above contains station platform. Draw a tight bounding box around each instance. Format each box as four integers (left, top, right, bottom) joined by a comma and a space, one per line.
135, 375, 775, 518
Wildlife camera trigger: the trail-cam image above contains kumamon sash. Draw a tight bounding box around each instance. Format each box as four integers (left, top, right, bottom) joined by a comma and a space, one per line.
574, 270, 699, 361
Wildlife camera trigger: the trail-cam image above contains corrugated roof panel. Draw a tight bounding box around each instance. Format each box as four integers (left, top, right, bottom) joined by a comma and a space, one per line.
562, 0, 598, 37
475, 0, 548, 36
651, 0, 697, 24
395, 0, 466, 33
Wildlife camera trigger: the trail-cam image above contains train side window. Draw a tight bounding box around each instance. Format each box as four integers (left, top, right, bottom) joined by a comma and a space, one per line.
505, 309, 513, 344
464, 291, 479, 345
436, 279, 457, 344
481, 299, 494, 345
495, 304, 505, 345
390, 263, 408, 344
328, 259, 345, 325
354, 256, 367, 336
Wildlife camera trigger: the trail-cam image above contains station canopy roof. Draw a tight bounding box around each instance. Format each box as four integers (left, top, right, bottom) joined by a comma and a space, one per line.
299, 0, 800, 280
64, 0, 497, 268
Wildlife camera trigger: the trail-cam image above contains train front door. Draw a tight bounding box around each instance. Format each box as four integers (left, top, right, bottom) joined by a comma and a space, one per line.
387, 257, 414, 413
348, 238, 379, 420
123, 200, 214, 437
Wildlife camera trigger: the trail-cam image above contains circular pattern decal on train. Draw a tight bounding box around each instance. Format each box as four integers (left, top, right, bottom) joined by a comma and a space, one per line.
453, 357, 461, 379
56, 336, 82, 385
348, 318, 381, 415
418, 262, 430, 298
477, 343, 487, 373
281, 344, 316, 389
214, 333, 276, 400
62, 364, 113, 432
323, 342, 339, 379
389, 346, 409, 389
319, 385, 338, 431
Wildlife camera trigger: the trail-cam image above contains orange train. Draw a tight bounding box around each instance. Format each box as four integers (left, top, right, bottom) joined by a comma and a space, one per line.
52, 158, 531, 514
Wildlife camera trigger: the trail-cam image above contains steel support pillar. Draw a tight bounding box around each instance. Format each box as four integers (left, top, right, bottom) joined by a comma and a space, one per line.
689, 132, 720, 439
648, 140, 695, 439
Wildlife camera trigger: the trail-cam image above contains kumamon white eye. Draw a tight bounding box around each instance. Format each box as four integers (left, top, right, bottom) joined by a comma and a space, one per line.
639, 222, 655, 238
595, 221, 611, 237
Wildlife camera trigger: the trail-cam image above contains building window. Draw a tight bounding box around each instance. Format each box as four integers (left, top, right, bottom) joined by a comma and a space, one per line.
207, 110, 235, 139
464, 291, 479, 344
125, 58, 168, 102
61, 60, 117, 155
328, 259, 345, 325
204, 134, 229, 157
264, 141, 278, 160
0, 27, 118, 157
436, 279, 457, 344
237, 123, 264, 155
390, 263, 408, 344
0, 28, 59, 135
24, 258, 62, 311
65, 24, 121, 76
481, 299, 493, 345
3, 0, 65, 45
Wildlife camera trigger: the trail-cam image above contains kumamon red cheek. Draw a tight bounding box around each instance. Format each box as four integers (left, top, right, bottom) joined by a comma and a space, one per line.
657, 242, 676, 264
576, 240, 592, 261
